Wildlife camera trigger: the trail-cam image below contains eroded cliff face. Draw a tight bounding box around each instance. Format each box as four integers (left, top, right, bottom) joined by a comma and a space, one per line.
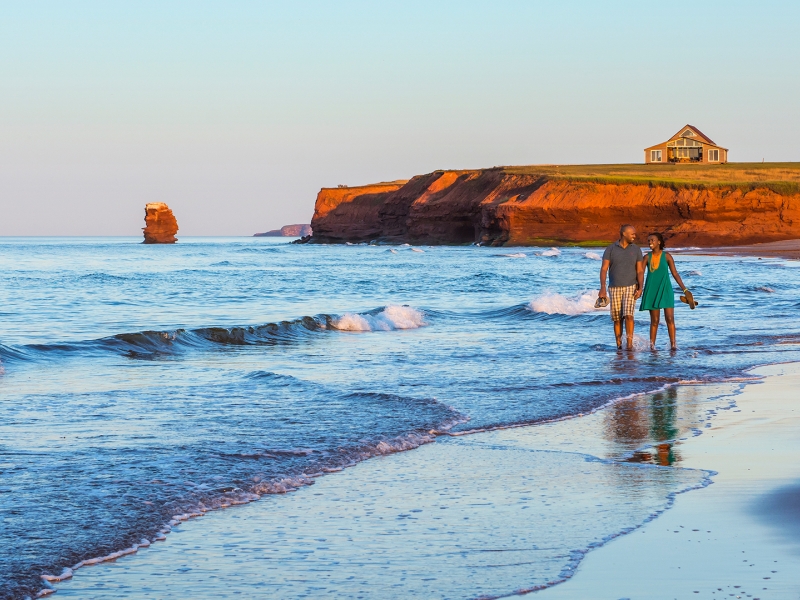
309, 170, 800, 246
143, 203, 179, 244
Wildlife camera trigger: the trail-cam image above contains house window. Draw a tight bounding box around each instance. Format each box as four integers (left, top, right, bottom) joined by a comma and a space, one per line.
651, 150, 662, 162
708, 149, 719, 162
682, 129, 695, 137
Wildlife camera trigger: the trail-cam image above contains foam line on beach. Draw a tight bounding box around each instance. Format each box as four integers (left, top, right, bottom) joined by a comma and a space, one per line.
42, 370, 779, 599
35, 416, 469, 599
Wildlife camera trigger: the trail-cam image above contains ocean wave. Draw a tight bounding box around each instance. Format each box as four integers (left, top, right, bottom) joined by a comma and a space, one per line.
5, 306, 428, 363
539, 247, 561, 257
528, 291, 603, 315
331, 305, 427, 332
499, 252, 526, 258
583, 252, 602, 260
0, 342, 31, 363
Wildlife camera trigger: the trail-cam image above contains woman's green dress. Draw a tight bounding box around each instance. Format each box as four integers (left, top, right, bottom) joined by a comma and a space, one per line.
639, 252, 675, 310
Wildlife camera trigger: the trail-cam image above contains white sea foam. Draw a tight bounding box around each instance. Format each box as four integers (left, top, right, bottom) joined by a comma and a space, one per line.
686, 270, 702, 276
410, 247, 424, 253
583, 252, 602, 260
40, 568, 73, 582
332, 305, 427, 332
528, 291, 603, 315
500, 253, 526, 258
539, 247, 561, 257
388, 249, 398, 254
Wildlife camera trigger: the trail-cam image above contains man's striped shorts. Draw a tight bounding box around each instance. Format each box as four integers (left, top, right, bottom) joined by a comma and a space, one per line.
609, 285, 637, 321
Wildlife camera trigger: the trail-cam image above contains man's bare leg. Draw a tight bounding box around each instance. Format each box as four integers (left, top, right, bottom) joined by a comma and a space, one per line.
613, 319, 623, 350
624, 315, 635, 349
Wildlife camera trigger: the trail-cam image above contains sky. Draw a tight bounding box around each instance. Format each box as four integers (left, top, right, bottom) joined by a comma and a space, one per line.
1, 1, 798, 236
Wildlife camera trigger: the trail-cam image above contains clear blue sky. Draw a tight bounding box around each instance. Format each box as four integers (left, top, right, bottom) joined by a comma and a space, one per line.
1, 1, 798, 235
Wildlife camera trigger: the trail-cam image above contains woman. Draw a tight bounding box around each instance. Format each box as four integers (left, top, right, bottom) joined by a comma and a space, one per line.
639, 232, 689, 350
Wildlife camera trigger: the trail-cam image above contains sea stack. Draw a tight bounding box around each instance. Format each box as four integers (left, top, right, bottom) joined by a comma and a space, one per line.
142, 203, 179, 244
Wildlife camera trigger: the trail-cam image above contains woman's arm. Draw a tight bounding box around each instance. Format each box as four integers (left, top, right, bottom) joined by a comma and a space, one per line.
666, 253, 687, 290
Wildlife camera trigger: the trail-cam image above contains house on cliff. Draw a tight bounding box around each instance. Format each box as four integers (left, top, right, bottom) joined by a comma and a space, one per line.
644, 125, 728, 164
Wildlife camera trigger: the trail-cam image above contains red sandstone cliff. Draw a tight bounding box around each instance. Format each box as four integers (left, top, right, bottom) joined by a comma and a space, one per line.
309, 170, 800, 246
143, 203, 179, 244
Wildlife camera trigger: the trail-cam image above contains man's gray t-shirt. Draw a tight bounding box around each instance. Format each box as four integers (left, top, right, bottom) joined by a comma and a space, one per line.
602, 241, 644, 287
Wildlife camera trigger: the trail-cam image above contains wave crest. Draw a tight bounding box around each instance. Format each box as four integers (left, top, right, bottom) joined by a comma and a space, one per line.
539, 247, 561, 257
331, 305, 426, 332
528, 291, 603, 315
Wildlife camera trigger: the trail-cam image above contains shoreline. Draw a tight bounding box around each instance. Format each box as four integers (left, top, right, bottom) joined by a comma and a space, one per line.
48, 363, 800, 598
540, 361, 800, 598
674, 239, 800, 260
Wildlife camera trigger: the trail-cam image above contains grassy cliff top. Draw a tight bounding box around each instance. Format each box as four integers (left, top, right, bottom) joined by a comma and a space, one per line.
502, 162, 800, 195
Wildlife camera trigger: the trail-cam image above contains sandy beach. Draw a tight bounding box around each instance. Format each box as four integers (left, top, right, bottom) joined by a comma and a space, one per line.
49, 363, 800, 599
676, 239, 800, 260
541, 362, 800, 599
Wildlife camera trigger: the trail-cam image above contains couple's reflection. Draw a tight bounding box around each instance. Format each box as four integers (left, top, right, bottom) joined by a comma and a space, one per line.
605, 387, 680, 465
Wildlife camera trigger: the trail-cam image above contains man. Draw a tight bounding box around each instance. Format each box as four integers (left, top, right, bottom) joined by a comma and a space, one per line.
598, 224, 644, 350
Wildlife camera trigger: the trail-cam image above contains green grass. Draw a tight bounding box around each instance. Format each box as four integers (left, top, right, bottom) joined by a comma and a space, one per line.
500, 162, 800, 195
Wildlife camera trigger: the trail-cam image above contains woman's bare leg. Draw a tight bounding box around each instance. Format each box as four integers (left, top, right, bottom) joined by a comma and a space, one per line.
664, 308, 676, 349
649, 310, 660, 349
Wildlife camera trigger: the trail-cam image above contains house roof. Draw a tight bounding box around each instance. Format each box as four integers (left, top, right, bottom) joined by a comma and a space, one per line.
644, 125, 727, 151
668, 124, 715, 145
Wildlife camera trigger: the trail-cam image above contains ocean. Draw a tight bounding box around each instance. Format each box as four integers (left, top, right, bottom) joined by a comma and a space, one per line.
1, 237, 799, 599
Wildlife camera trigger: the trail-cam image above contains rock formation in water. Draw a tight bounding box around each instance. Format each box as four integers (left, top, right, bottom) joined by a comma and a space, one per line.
254, 224, 312, 237
142, 203, 179, 244
307, 170, 800, 247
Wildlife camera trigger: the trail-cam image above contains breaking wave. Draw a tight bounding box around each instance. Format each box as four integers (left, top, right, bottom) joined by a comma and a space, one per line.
539, 247, 561, 257
528, 291, 604, 315
583, 252, 602, 260
331, 305, 427, 332
4, 306, 429, 363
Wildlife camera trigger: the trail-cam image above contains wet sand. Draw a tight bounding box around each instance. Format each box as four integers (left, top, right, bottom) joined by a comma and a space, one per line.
676, 239, 800, 260
50, 364, 800, 599
540, 362, 800, 599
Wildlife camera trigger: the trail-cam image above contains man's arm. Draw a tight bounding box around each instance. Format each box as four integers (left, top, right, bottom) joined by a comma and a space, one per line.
634, 258, 644, 299
599, 260, 610, 299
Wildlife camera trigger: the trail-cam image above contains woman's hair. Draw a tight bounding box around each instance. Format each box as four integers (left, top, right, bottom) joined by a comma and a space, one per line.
648, 232, 666, 249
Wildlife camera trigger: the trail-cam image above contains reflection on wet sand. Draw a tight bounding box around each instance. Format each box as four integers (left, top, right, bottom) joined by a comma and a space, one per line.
604, 387, 707, 466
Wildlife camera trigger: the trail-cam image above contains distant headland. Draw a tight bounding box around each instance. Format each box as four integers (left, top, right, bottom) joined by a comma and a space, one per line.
254, 224, 312, 238
302, 163, 800, 247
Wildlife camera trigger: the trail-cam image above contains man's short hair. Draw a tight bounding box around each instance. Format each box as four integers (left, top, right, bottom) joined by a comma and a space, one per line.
620, 224, 635, 234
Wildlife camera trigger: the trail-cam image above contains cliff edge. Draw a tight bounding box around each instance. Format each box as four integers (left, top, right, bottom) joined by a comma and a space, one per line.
143, 203, 179, 244
308, 164, 800, 247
